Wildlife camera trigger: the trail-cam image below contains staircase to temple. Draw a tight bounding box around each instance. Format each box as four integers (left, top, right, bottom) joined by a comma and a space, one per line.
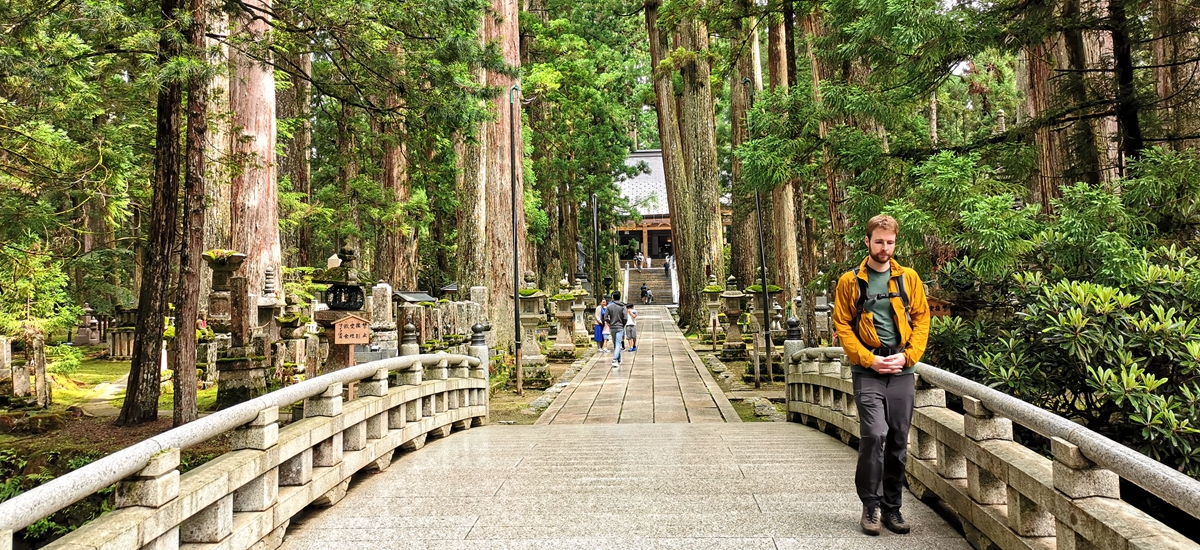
626, 267, 673, 304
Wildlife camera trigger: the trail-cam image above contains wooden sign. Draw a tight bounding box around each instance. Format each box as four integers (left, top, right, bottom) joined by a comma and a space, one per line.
333, 315, 370, 345
928, 297, 952, 318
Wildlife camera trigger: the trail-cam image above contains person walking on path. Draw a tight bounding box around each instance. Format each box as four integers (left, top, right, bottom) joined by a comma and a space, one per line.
594, 298, 609, 352
625, 304, 638, 352
832, 214, 931, 537
604, 291, 629, 368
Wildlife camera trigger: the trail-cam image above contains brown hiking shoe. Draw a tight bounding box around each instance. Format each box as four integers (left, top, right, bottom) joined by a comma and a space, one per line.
860, 506, 882, 536
883, 509, 911, 534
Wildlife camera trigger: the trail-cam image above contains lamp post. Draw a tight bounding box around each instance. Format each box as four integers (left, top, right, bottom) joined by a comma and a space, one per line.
744, 77, 771, 390
591, 192, 600, 296
510, 84, 523, 395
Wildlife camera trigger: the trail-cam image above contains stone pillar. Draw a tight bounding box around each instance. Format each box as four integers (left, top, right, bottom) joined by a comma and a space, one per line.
0, 336, 9, 381
371, 283, 398, 359
396, 324, 422, 386
719, 276, 747, 361
11, 337, 29, 397
216, 277, 268, 408
550, 297, 575, 358
963, 396, 1011, 505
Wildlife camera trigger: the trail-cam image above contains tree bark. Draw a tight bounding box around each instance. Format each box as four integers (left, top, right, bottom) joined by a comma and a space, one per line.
646, 0, 687, 304
229, 0, 281, 298
802, 10, 847, 263
484, 0, 525, 348
1018, 38, 1068, 212
730, 0, 760, 291
201, 5, 231, 313
673, 4, 724, 331
1109, 0, 1142, 165
768, 13, 800, 307
174, 0, 208, 427
120, 0, 184, 425
1151, 0, 1200, 151
278, 50, 312, 267
377, 73, 418, 290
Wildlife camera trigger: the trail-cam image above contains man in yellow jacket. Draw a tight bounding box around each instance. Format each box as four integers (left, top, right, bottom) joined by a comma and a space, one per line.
833, 214, 931, 536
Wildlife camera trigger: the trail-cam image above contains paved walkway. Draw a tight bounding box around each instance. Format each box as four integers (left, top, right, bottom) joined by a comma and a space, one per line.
536, 305, 738, 424
276, 305, 970, 548
278, 423, 970, 549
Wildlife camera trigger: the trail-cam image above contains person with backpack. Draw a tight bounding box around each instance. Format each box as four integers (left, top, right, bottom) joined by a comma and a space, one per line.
603, 291, 629, 368
832, 214, 931, 537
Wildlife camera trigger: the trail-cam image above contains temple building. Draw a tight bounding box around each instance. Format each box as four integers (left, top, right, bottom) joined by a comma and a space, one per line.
616, 149, 731, 262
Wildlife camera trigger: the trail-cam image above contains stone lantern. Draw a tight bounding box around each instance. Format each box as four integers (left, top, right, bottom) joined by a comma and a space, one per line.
549, 277, 577, 359
202, 250, 246, 332
517, 271, 547, 368
312, 246, 371, 372
702, 274, 723, 335
719, 275, 747, 360
571, 279, 590, 340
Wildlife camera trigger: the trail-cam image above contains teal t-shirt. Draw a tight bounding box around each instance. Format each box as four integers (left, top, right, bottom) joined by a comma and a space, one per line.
866, 267, 900, 348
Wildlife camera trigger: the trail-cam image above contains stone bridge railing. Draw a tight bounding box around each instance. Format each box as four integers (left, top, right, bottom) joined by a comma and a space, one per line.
0, 340, 489, 550
786, 346, 1200, 550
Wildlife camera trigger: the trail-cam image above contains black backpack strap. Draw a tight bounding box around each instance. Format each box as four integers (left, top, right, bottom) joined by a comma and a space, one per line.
851, 267, 867, 342
896, 273, 912, 324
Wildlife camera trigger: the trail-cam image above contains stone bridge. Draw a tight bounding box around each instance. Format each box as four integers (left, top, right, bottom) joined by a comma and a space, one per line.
1, 306, 1197, 550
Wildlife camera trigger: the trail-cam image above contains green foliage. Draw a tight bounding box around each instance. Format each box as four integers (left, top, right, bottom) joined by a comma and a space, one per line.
0, 239, 80, 338
47, 345, 83, 376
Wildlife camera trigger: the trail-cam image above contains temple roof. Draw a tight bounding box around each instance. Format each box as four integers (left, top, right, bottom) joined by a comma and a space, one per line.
618, 150, 669, 217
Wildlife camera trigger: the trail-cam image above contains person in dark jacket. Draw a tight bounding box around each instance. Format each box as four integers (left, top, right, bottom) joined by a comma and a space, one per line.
604, 291, 629, 368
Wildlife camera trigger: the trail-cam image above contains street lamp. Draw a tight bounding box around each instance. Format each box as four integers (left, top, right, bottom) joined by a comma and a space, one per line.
510, 84, 523, 395
744, 77, 771, 390
591, 192, 600, 296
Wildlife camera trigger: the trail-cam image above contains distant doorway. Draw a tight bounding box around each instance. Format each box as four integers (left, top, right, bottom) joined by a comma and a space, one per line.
648, 230, 672, 258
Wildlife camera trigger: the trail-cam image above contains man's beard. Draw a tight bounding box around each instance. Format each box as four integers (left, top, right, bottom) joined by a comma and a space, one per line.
870, 251, 891, 265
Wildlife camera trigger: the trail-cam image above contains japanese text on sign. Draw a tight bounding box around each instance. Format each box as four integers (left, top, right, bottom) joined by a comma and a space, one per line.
334, 317, 370, 344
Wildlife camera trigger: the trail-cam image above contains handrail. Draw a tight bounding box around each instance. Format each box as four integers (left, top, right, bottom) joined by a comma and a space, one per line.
790, 346, 1200, 521
0, 353, 480, 534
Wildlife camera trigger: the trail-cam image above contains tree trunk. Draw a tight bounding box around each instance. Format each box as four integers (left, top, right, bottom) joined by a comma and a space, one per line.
120, 0, 184, 425
278, 50, 312, 268
1109, 0, 1142, 166
174, 0, 208, 427
1151, 0, 1200, 151
673, 5, 724, 331
455, 124, 488, 290
377, 83, 418, 290
768, 13, 800, 307
229, 0, 281, 298
1018, 38, 1067, 212
646, 0, 687, 307
730, 0, 760, 291
484, 0, 525, 348
202, 6, 231, 312
802, 10, 847, 263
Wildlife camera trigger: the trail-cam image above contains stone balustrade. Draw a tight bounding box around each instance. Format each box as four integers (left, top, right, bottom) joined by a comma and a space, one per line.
785, 346, 1200, 550
0, 346, 489, 550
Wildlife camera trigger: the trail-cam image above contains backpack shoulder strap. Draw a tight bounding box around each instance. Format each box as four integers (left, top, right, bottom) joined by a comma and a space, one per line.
851, 267, 868, 341
896, 272, 912, 323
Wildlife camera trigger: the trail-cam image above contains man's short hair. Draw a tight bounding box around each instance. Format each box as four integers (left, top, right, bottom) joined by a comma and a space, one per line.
611, 290, 622, 301
866, 215, 899, 239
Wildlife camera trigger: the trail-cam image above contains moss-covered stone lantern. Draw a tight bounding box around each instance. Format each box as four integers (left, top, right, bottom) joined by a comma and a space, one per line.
720, 275, 747, 360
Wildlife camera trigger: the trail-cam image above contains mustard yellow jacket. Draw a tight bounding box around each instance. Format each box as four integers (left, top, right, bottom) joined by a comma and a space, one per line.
833, 257, 931, 370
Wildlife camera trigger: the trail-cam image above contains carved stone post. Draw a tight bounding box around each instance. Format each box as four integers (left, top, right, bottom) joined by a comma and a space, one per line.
571, 281, 589, 340
550, 278, 576, 359
116, 447, 180, 549
963, 396, 1011, 505
719, 276, 747, 361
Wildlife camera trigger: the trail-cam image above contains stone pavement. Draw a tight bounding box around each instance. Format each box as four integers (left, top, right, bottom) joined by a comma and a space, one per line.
536, 305, 739, 424
277, 423, 970, 549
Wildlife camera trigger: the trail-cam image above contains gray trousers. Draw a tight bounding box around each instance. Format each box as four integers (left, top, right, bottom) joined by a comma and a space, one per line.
853, 372, 915, 512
